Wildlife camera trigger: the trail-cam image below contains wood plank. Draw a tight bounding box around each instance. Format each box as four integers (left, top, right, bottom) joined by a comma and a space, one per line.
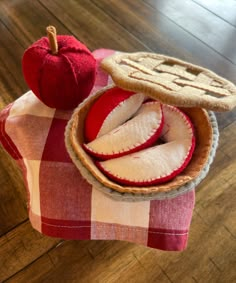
6, 240, 173, 283
196, 173, 236, 231
146, 213, 235, 282
146, 207, 235, 282
194, 150, 231, 207
0, 221, 61, 282
194, 123, 236, 243
0, 21, 27, 100
39, 0, 149, 52
145, 0, 236, 64
196, 163, 236, 236
215, 111, 236, 131
8, 217, 236, 283
93, 0, 236, 83
193, 0, 236, 27
161, 223, 235, 282
0, 15, 29, 230
0, 60, 22, 109
196, 122, 236, 208
217, 121, 236, 158
0, 0, 71, 49
0, 147, 27, 236
5, 254, 55, 283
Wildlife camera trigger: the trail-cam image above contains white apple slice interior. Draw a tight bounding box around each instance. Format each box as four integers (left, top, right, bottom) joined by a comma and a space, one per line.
84, 87, 145, 142
97, 104, 195, 186
84, 101, 163, 159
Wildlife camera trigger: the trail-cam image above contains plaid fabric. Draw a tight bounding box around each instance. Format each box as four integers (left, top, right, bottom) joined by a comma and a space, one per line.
0, 49, 195, 251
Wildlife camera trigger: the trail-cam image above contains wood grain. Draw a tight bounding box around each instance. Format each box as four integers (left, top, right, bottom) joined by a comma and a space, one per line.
0, 0, 71, 49
5, 240, 171, 283
0, 21, 27, 102
0, 147, 27, 236
193, 0, 236, 27
39, 0, 148, 52
145, 0, 236, 64
0, 221, 61, 282
0, 0, 235, 282
93, 0, 236, 82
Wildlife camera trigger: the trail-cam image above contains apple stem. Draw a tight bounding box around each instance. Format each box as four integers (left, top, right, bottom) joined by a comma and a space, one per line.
46, 26, 58, 55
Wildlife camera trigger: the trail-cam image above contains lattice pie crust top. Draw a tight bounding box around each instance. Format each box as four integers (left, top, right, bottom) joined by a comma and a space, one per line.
101, 52, 236, 111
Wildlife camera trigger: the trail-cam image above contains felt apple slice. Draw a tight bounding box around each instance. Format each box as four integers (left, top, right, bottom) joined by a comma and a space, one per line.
96, 104, 195, 186
84, 101, 163, 159
84, 87, 145, 142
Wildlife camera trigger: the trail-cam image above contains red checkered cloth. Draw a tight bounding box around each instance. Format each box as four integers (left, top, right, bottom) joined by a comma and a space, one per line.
0, 49, 195, 251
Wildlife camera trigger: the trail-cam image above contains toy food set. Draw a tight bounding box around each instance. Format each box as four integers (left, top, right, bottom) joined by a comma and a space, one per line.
20, 26, 236, 199
1, 26, 235, 251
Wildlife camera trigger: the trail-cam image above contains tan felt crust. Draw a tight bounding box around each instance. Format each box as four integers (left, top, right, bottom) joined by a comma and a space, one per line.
68, 85, 213, 195
101, 52, 236, 112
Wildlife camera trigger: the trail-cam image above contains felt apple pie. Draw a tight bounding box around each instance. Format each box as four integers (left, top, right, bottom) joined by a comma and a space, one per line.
66, 85, 213, 195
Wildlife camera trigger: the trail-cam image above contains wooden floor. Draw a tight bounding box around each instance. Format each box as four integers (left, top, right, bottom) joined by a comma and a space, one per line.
0, 0, 236, 282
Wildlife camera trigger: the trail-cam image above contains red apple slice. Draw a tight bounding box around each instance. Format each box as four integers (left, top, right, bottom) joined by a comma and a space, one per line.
84, 101, 163, 159
84, 87, 145, 142
97, 104, 195, 186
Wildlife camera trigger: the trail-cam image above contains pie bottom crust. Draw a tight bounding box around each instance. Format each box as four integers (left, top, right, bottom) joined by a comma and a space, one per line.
66, 86, 214, 195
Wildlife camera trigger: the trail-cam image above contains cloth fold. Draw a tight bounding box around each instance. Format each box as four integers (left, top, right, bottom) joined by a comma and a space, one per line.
0, 49, 195, 251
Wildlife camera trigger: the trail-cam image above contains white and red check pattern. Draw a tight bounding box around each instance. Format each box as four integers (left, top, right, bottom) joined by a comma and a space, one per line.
0, 49, 195, 251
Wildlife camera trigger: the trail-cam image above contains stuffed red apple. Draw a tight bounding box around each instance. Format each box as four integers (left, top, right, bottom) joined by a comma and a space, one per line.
22, 26, 96, 109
